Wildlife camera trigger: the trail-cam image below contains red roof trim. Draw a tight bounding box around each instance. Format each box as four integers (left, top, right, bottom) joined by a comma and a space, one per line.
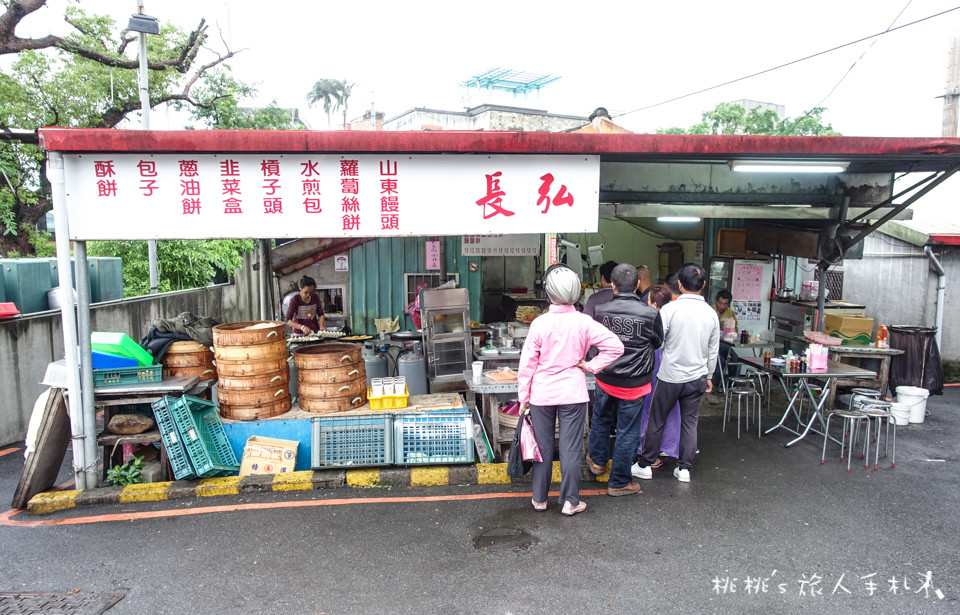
929, 234, 960, 245
37, 127, 960, 159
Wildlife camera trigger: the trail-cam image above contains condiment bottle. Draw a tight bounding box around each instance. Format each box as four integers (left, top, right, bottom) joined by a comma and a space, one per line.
875, 324, 889, 349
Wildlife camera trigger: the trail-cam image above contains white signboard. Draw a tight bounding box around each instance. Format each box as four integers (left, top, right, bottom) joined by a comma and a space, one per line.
462, 233, 540, 256
62, 154, 599, 240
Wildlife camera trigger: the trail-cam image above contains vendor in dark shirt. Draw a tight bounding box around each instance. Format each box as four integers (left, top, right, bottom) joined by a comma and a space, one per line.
286, 275, 325, 334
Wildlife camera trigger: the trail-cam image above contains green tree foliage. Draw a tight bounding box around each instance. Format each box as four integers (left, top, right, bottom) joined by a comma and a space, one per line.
659, 102, 841, 136
0, 3, 297, 295
306, 78, 355, 129
88, 239, 256, 296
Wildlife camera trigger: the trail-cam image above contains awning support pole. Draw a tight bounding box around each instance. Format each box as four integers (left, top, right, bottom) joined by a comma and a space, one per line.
49, 151, 88, 490
74, 241, 99, 488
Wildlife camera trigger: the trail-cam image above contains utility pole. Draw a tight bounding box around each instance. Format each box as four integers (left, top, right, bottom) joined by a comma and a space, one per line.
130, 0, 160, 293
942, 36, 960, 137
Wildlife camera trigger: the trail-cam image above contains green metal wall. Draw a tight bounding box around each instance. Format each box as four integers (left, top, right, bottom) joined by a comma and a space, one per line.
348, 237, 481, 334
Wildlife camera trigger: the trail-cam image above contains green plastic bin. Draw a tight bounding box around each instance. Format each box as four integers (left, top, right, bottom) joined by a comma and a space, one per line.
91, 331, 154, 366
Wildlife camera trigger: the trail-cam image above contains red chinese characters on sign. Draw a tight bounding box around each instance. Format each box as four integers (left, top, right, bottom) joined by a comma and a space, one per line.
179, 160, 201, 215
475, 172, 514, 219
136, 160, 158, 196
380, 160, 399, 230
536, 173, 574, 214
341, 160, 360, 231
220, 159, 242, 214
93, 160, 117, 197
300, 160, 322, 214
261, 159, 282, 214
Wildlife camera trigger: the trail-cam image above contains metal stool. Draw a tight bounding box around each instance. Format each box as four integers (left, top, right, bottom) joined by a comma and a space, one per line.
849, 389, 883, 467
860, 400, 896, 469
724, 383, 762, 438
744, 367, 772, 414
723, 375, 753, 419
821, 407, 867, 472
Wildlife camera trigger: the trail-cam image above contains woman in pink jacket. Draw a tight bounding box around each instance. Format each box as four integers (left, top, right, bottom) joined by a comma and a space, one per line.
518, 264, 624, 516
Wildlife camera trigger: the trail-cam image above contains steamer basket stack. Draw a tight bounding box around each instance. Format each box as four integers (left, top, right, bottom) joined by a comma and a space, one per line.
162, 341, 217, 381
293, 343, 367, 414
212, 321, 291, 420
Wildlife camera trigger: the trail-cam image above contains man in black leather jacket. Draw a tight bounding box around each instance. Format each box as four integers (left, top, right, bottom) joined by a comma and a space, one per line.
585, 264, 664, 496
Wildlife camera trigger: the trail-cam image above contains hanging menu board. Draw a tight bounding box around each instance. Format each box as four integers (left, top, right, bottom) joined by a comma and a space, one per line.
732, 264, 764, 301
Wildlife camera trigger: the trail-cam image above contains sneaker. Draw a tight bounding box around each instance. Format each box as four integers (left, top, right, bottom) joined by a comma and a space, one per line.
585, 454, 605, 475
673, 467, 691, 483
607, 481, 642, 497
631, 463, 652, 480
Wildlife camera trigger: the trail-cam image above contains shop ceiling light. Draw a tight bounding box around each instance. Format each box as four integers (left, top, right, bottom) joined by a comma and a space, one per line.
730, 160, 849, 173
657, 216, 701, 223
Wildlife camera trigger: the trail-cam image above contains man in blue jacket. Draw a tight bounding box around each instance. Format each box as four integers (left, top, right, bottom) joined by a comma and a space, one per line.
585, 263, 664, 496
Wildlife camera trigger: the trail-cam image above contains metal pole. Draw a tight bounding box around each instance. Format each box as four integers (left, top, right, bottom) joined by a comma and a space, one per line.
816, 263, 828, 332
258, 239, 269, 320
49, 152, 88, 490
924, 246, 946, 350
137, 0, 159, 294
74, 241, 99, 488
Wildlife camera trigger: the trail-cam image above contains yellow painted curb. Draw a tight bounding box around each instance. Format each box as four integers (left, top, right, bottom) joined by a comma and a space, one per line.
476, 463, 511, 484
346, 468, 380, 487
196, 476, 241, 497
272, 470, 315, 491
410, 466, 449, 487
119, 482, 171, 503
550, 461, 562, 483
27, 490, 80, 515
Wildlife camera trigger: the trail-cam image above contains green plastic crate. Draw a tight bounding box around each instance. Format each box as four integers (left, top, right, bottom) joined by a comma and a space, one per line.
91, 331, 154, 366
151, 397, 197, 480
166, 395, 239, 478
93, 364, 162, 387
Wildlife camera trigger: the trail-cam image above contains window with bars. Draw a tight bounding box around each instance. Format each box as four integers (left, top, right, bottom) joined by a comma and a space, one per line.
815, 269, 844, 300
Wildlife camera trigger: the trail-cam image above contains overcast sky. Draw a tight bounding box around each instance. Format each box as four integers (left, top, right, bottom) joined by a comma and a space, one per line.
24, 0, 960, 137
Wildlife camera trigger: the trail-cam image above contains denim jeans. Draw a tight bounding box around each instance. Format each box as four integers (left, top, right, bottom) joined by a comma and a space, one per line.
588, 387, 647, 488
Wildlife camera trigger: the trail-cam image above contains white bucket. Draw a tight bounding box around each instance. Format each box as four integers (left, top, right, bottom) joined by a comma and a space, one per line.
896, 386, 930, 424
889, 402, 910, 426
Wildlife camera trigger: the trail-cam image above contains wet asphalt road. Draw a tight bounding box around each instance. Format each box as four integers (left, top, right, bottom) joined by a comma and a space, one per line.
0, 389, 958, 615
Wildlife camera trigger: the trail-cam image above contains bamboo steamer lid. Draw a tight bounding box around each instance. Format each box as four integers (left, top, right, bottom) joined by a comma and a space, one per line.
214, 357, 288, 377
299, 393, 367, 415
218, 369, 289, 391
216, 385, 289, 407
298, 376, 366, 399
162, 365, 217, 381
297, 362, 365, 384
219, 396, 291, 421
166, 341, 211, 354
293, 343, 362, 369
212, 321, 285, 346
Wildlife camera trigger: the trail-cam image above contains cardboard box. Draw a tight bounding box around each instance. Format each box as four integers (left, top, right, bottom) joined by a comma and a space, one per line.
239, 436, 298, 476
824, 314, 874, 345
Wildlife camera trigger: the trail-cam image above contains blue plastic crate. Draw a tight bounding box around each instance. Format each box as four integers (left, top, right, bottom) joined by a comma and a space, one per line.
311, 414, 393, 468
151, 397, 196, 480
166, 395, 239, 478
393, 411, 474, 465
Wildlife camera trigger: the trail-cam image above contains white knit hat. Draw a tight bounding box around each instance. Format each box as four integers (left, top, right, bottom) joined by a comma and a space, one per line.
544, 265, 581, 305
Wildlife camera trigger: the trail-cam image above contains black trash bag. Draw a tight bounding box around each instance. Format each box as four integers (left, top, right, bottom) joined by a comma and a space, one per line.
889, 326, 943, 395
506, 416, 532, 478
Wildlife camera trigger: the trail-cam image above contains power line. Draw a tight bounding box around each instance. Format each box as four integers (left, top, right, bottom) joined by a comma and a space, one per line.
780, 0, 914, 134
613, 5, 960, 121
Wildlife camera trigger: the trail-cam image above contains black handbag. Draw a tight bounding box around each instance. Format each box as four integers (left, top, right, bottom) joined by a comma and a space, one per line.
506, 413, 532, 478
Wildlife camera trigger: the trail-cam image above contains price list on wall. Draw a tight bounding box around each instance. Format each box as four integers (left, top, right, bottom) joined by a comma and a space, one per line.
732, 264, 764, 322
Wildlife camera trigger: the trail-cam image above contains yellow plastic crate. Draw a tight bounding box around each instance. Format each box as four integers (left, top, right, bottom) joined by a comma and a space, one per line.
367, 385, 409, 411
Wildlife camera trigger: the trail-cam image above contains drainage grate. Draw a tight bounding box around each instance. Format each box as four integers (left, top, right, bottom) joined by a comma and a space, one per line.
0, 591, 124, 614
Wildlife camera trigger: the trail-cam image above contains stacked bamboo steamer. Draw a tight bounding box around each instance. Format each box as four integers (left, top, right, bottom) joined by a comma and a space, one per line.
162, 341, 216, 381
293, 343, 366, 414
212, 321, 291, 420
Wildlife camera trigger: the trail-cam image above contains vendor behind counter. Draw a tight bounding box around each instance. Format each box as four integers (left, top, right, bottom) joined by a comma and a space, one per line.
286, 275, 326, 334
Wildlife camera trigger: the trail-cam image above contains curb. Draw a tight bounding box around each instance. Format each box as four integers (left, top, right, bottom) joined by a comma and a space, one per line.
26, 462, 612, 515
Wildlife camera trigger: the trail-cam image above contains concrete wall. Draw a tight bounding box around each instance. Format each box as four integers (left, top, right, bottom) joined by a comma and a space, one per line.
842, 234, 958, 372
0, 254, 258, 446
